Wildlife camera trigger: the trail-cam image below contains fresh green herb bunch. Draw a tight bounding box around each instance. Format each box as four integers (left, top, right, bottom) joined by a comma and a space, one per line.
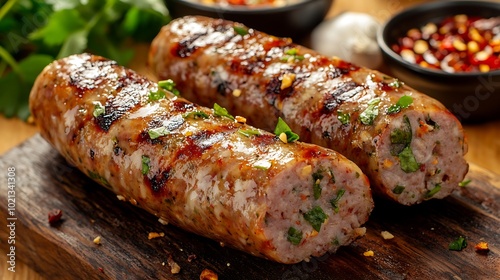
0, 0, 171, 120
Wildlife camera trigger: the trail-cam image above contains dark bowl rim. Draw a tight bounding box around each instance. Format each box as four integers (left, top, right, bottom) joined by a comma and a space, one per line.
377, 0, 500, 78
166, 0, 328, 14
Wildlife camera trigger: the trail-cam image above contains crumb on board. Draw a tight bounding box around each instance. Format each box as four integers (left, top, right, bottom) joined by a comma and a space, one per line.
381, 231, 395, 240
93, 236, 102, 245
219, 241, 225, 247
363, 250, 374, 257
353, 227, 367, 237
475, 241, 489, 252
200, 268, 218, 280
129, 198, 138, 205
158, 218, 169, 225
167, 256, 180, 274
116, 195, 126, 201
148, 232, 165, 240
48, 209, 63, 225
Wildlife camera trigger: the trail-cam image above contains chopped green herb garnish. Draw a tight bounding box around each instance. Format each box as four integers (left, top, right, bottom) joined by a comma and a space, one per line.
253, 160, 271, 170
233, 26, 248, 36
459, 179, 471, 187
213, 103, 235, 120
141, 155, 150, 175
274, 117, 299, 142
337, 111, 350, 125
183, 111, 209, 119
390, 115, 412, 155
287, 227, 303, 245
280, 48, 305, 62
388, 79, 404, 88
312, 170, 324, 200
238, 129, 261, 137
92, 101, 105, 118
303, 206, 327, 232
158, 79, 180, 96
89, 171, 110, 186
387, 95, 413, 114
148, 126, 169, 139
392, 185, 405, 194
148, 90, 166, 101
425, 183, 441, 199
359, 98, 381, 125
330, 189, 346, 213
398, 146, 420, 173
449, 236, 467, 251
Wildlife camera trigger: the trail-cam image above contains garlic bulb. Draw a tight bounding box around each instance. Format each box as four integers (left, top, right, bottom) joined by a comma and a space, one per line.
311, 12, 382, 69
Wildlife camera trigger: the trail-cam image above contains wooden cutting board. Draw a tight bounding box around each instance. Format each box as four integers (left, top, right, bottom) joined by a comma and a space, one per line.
0, 134, 498, 280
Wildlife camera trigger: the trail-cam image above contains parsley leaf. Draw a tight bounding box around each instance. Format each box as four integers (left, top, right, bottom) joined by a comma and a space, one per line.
387, 95, 413, 114
274, 117, 299, 143
233, 25, 248, 36
359, 98, 381, 125
158, 79, 180, 96
183, 111, 209, 119
287, 227, 303, 245
303, 206, 327, 232
213, 103, 235, 120
238, 129, 261, 137
337, 111, 350, 125
148, 126, 169, 139
398, 146, 420, 173
330, 189, 346, 213
141, 155, 150, 175
92, 101, 105, 118
449, 236, 467, 251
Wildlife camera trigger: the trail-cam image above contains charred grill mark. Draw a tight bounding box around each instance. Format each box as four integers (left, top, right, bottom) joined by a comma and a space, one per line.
322, 81, 364, 113
171, 33, 206, 58
176, 130, 227, 160
171, 99, 195, 113
89, 149, 95, 160
266, 77, 282, 95
147, 169, 171, 193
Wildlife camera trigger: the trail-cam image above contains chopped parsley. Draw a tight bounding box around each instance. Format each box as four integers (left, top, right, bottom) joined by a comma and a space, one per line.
390, 115, 412, 155
459, 179, 471, 187
399, 146, 420, 173
183, 111, 209, 119
92, 101, 105, 118
312, 170, 324, 200
387, 95, 413, 114
141, 155, 150, 175
233, 25, 248, 36
281, 48, 305, 62
359, 98, 381, 125
425, 183, 441, 199
148, 90, 166, 101
274, 117, 299, 143
158, 79, 180, 96
148, 126, 169, 139
238, 129, 261, 137
303, 206, 327, 232
88, 171, 110, 187
330, 189, 345, 213
287, 227, 303, 245
213, 103, 235, 120
337, 111, 350, 125
449, 236, 467, 251
392, 185, 405, 194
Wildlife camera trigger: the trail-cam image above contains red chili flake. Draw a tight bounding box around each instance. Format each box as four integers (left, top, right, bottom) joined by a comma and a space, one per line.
98, 267, 105, 273
48, 209, 63, 225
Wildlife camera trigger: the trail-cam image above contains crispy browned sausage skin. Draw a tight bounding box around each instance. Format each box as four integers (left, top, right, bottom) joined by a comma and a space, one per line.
29, 54, 373, 264
149, 16, 469, 205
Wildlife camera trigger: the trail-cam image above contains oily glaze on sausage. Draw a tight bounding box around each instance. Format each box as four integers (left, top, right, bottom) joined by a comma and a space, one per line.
148, 16, 469, 206
29, 53, 373, 264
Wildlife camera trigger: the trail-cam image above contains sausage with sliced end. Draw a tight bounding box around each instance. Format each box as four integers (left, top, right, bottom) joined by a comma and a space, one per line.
29, 53, 373, 264
148, 15, 469, 206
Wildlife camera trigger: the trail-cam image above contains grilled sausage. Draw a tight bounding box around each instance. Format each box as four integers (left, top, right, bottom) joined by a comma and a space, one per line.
29, 53, 373, 264
148, 16, 469, 206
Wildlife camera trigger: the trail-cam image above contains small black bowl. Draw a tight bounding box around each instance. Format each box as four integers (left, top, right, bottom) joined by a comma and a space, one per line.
164, 0, 334, 41
378, 0, 500, 123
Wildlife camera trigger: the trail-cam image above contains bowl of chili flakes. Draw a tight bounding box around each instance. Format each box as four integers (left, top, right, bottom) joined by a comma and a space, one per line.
378, 0, 500, 123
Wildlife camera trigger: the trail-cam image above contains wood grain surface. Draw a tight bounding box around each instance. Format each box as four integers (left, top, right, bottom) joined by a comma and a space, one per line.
0, 135, 499, 280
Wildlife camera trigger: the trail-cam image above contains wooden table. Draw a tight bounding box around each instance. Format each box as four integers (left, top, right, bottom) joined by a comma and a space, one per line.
1, 0, 499, 279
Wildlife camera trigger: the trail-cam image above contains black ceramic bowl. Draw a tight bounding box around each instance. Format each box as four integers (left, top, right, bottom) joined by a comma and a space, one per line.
164, 0, 334, 41
378, 0, 500, 123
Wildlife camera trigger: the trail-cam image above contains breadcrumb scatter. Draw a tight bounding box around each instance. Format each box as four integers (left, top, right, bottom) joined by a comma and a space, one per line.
167, 256, 180, 274
200, 268, 218, 280
93, 236, 102, 245
116, 195, 126, 201
129, 198, 138, 205
353, 227, 367, 237
148, 232, 165, 240
381, 231, 395, 240
475, 241, 489, 252
363, 250, 374, 257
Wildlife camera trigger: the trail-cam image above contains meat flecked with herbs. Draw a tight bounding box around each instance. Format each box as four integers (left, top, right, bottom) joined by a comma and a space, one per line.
148, 16, 469, 205
29, 53, 374, 264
